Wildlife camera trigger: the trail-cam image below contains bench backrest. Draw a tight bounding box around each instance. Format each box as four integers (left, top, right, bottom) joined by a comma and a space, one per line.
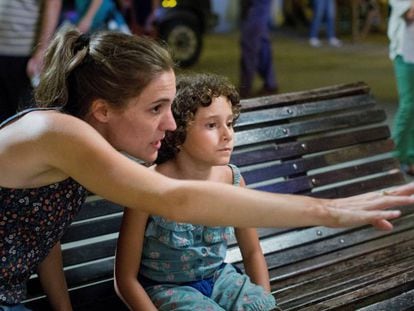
25, 82, 413, 310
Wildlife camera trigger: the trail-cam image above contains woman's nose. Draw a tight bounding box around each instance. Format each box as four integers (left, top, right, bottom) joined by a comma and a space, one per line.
162, 110, 177, 131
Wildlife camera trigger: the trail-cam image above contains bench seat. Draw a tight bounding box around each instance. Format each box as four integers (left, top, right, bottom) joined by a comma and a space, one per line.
25, 82, 414, 310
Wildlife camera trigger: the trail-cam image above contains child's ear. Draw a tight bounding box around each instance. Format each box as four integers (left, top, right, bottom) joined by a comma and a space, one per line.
89, 99, 111, 123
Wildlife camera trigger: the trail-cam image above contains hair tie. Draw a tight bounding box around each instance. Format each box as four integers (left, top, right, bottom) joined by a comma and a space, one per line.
74, 33, 90, 54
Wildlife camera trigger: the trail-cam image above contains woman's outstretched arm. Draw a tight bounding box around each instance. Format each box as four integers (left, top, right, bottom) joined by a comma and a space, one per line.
2, 111, 414, 230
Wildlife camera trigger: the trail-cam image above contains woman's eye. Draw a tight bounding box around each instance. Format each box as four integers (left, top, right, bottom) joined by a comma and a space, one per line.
227, 121, 234, 128
151, 105, 161, 114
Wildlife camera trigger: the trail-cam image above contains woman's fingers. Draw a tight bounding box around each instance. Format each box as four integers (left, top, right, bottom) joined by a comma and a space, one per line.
385, 182, 414, 196
371, 219, 394, 231
334, 191, 414, 212
329, 208, 401, 230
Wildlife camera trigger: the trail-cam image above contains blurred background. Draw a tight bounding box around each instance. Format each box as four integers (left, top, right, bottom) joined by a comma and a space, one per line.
186, 0, 395, 105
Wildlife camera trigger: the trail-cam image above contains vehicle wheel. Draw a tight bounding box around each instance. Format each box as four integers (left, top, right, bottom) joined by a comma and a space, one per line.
159, 19, 202, 67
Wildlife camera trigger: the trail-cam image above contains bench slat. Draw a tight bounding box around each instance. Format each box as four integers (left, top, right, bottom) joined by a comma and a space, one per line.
312, 173, 406, 198
62, 238, 117, 266
357, 288, 414, 311
273, 231, 414, 310
244, 140, 396, 185
237, 94, 375, 127
231, 126, 391, 166
61, 213, 122, 243
265, 213, 414, 271
235, 109, 386, 147
241, 81, 370, 111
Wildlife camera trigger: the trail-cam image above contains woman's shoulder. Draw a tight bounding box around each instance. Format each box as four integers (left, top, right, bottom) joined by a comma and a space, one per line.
1, 109, 88, 134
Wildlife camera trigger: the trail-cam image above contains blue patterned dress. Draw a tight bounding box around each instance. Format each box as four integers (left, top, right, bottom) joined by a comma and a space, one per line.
139, 164, 276, 310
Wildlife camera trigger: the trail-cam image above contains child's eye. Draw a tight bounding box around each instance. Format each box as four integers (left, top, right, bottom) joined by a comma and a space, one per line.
227, 121, 234, 128
206, 123, 216, 129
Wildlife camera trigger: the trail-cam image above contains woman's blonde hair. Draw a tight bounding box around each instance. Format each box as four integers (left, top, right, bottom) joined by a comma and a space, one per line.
35, 27, 174, 117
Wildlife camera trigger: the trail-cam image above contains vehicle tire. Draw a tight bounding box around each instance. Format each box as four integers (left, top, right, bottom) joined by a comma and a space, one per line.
159, 18, 202, 67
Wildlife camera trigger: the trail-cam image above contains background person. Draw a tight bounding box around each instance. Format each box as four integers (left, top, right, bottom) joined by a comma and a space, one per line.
388, 0, 414, 176
308, 0, 342, 47
239, 0, 278, 98
0, 0, 62, 122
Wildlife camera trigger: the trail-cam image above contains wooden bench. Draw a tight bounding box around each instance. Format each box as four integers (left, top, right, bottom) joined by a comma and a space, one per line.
25, 82, 414, 310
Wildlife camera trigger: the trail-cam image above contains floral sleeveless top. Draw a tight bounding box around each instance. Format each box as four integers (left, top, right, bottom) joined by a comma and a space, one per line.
0, 109, 88, 304
140, 164, 241, 283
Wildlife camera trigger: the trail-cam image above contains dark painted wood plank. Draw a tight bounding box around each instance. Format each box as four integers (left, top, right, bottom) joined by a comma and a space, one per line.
312, 172, 406, 198
231, 126, 391, 166
274, 237, 414, 310
357, 289, 414, 311
235, 109, 386, 147
75, 198, 123, 221
265, 214, 414, 273
62, 238, 117, 266
254, 158, 401, 194
61, 213, 122, 243
244, 140, 397, 185
237, 94, 375, 127
240, 82, 370, 111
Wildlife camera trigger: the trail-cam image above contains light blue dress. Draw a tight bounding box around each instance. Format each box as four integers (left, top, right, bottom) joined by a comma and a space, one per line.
139, 164, 276, 310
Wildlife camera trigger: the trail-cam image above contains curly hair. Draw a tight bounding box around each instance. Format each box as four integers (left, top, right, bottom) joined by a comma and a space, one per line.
156, 73, 241, 164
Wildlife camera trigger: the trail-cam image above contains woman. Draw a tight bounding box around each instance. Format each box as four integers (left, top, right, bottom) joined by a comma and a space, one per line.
1, 27, 414, 310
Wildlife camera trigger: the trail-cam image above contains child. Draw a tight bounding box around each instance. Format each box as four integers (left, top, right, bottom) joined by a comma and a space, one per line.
114, 73, 277, 310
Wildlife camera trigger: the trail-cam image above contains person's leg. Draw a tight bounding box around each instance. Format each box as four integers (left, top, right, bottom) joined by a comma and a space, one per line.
309, 0, 325, 39
326, 0, 342, 46
0, 56, 32, 122
210, 264, 276, 311
146, 284, 225, 311
392, 56, 414, 171
257, 0, 278, 93
257, 36, 278, 93
239, 2, 264, 98
326, 0, 336, 39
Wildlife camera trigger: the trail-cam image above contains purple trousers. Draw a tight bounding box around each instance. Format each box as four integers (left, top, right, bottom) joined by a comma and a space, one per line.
239, 0, 277, 97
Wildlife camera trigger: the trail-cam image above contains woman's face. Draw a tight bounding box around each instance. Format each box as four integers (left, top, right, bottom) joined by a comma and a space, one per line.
105, 69, 177, 162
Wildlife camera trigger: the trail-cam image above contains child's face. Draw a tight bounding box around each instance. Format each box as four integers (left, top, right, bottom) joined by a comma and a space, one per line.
179, 96, 235, 166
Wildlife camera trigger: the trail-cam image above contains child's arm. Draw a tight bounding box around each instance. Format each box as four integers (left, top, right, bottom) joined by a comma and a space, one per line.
114, 209, 158, 310
235, 227, 271, 292
235, 175, 271, 292
37, 242, 72, 311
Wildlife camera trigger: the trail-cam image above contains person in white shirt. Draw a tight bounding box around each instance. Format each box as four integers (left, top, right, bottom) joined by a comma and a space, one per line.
388, 0, 414, 176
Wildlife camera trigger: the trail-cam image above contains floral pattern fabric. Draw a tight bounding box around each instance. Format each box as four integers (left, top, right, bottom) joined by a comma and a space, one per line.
140, 164, 240, 283
0, 179, 88, 304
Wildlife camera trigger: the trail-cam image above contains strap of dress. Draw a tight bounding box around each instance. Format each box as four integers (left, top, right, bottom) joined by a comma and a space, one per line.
228, 163, 241, 186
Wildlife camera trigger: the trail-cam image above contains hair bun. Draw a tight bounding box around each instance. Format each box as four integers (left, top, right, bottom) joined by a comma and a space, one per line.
73, 33, 90, 54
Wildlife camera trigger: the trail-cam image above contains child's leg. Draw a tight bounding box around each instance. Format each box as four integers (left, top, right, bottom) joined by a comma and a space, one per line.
146, 284, 225, 311
211, 263, 277, 311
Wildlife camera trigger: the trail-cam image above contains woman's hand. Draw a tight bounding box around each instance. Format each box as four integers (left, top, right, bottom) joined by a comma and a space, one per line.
326, 182, 414, 230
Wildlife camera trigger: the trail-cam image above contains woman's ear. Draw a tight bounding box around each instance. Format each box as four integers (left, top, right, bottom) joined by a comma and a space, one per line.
89, 99, 111, 123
